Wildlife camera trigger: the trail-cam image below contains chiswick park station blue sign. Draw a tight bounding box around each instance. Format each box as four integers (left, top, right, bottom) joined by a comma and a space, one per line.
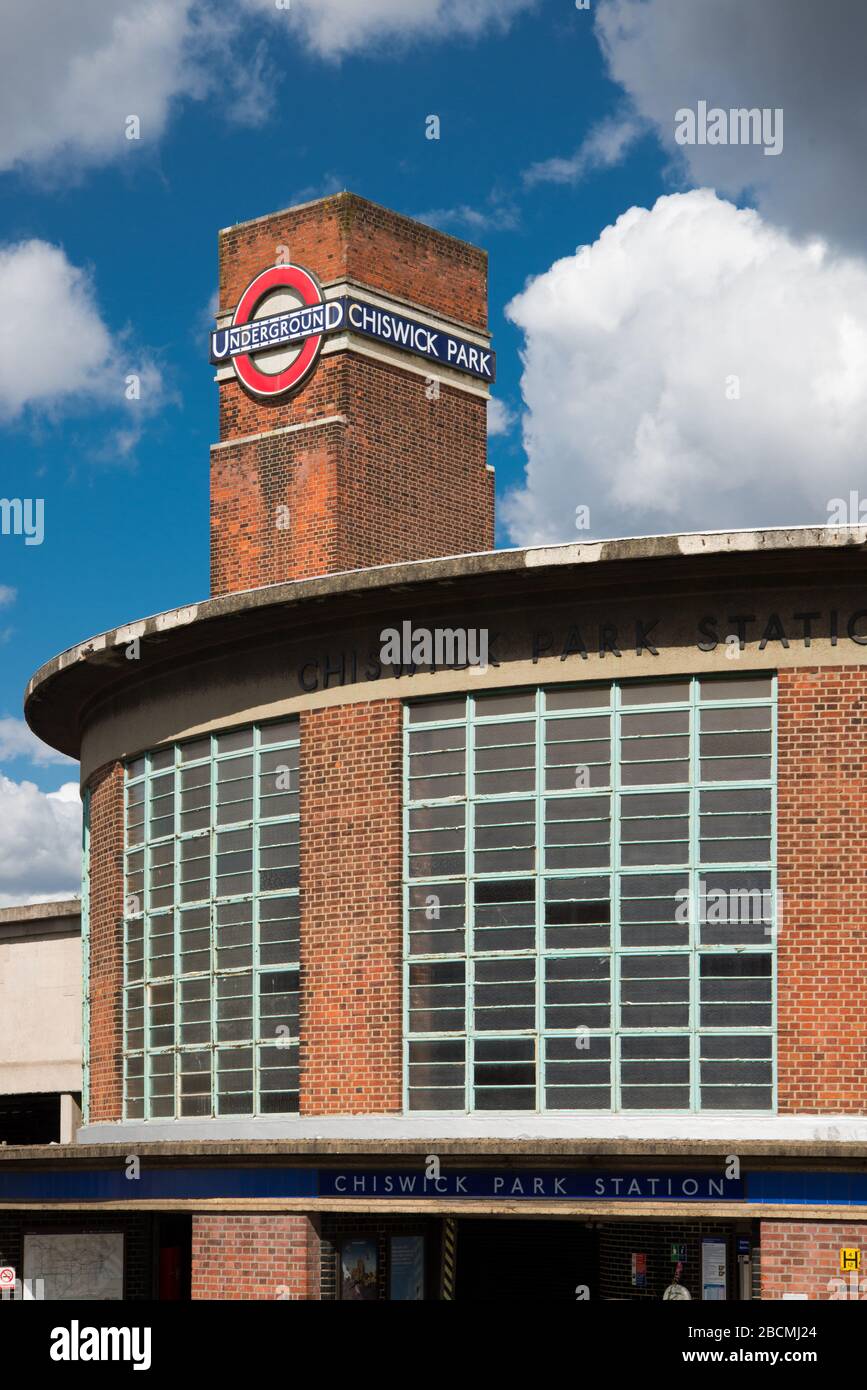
4, 1166, 867, 1204
0, 1167, 740, 1202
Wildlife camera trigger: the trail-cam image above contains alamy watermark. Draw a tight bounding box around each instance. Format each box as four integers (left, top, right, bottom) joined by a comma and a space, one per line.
0, 1276, 44, 1300
675, 101, 783, 157
380, 622, 489, 671
675, 880, 777, 933
0, 497, 44, 546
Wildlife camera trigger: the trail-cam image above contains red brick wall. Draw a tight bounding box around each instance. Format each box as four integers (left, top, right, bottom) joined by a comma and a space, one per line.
299, 699, 403, 1114
218, 193, 487, 332
87, 760, 125, 1122
776, 667, 867, 1112
211, 192, 493, 595
211, 417, 343, 593
761, 1220, 867, 1299
191, 1214, 321, 1300
211, 356, 491, 593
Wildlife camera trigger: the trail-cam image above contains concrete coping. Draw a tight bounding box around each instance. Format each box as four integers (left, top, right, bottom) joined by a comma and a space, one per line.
0, 898, 81, 927
23, 524, 867, 760
2, 1137, 867, 1163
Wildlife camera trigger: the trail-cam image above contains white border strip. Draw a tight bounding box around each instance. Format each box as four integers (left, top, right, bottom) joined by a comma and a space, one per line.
209, 415, 348, 452
77, 1113, 867, 1146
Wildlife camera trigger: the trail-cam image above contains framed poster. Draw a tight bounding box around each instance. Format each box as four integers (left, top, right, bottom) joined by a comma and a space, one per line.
389, 1235, 425, 1301
701, 1238, 727, 1301
339, 1238, 378, 1301
23, 1232, 124, 1301
631, 1253, 647, 1289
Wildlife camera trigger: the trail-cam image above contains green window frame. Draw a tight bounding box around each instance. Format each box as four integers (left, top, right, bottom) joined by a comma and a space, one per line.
403, 675, 777, 1114
122, 719, 300, 1120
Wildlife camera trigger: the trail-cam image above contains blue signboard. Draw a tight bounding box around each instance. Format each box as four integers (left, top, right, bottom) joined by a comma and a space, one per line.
0, 1166, 863, 1204
0, 1167, 741, 1202
340, 298, 495, 382
210, 295, 495, 383
317, 1171, 743, 1200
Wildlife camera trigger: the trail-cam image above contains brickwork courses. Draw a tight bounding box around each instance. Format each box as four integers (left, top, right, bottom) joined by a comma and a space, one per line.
210, 192, 493, 594
191, 1214, 321, 1300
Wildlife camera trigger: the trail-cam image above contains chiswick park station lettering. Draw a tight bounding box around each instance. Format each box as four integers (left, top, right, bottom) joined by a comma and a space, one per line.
320, 1172, 744, 1200
294, 607, 867, 693
0, 1168, 746, 1202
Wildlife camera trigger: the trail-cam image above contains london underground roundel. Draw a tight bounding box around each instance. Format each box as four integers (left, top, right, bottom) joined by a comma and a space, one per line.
210, 263, 327, 399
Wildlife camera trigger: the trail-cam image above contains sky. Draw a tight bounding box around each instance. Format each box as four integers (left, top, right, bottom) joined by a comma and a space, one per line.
1, 0, 866, 903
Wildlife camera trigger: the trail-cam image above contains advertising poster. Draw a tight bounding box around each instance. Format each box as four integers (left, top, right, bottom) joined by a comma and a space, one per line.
701, 1239, 727, 1301
340, 1239, 378, 1301
389, 1235, 425, 1301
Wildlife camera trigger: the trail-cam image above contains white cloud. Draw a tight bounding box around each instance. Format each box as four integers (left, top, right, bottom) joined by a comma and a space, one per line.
0, 717, 77, 766
242, 0, 537, 61
0, 587, 15, 607
502, 189, 867, 544
0, 891, 80, 910
525, 113, 643, 186
0, 776, 81, 903
0, 0, 205, 175
0, 239, 164, 422
595, 0, 867, 248
487, 397, 516, 437
0, 1, 536, 175
416, 198, 520, 236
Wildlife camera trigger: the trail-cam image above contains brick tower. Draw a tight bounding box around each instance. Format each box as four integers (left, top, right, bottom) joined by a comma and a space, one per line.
209, 193, 495, 595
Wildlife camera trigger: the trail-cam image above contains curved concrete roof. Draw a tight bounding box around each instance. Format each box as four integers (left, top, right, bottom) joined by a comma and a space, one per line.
24, 525, 867, 759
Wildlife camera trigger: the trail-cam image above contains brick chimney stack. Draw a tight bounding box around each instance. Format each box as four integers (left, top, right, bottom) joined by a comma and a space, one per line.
210, 192, 495, 595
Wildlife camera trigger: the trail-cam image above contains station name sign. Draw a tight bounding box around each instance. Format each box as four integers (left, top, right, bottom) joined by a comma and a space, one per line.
211, 262, 494, 398
211, 296, 494, 383
0, 1167, 745, 1202
4, 1166, 866, 1204
319, 1171, 744, 1200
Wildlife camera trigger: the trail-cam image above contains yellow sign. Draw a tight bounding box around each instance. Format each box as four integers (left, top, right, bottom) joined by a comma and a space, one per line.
840, 1248, 861, 1272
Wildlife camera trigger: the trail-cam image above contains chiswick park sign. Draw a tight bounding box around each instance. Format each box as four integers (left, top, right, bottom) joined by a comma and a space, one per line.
210, 262, 495, 398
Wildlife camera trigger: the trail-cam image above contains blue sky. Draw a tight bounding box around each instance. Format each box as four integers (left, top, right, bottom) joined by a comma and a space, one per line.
1, 0, 865, 898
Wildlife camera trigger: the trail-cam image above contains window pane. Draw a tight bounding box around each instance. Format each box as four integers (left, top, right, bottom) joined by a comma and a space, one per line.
544, 877, 610, 950
473, 799, 535, 874
545, 795, 610, 871
474, 879, 535, 952
545, 955, 610, 1031
545, 1034, 611, 1110
408, 881, 466, 955
620, 682, 689, 706
474, 1034, 536, 1110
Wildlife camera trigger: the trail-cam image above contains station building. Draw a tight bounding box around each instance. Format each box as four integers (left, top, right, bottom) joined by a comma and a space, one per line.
0, 900, 82, 1146
3, 193, 867, 1302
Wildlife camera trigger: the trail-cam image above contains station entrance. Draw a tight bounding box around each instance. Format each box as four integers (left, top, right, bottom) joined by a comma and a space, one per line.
453, 1216, 757, 1302
455, 1218, 597, 1301
321, 1213, 758, 1301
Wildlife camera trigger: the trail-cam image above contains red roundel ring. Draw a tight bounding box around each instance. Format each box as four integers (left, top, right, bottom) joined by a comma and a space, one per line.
231, 263, 325, 398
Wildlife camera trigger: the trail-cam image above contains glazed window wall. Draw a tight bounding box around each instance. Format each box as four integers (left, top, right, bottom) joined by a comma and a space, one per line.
123, 720, 300, 1120
403, 677, 776, 1114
